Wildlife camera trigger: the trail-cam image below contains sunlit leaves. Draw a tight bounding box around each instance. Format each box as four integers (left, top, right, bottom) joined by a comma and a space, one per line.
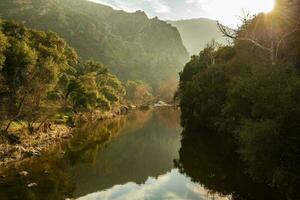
0, 20, 79, 131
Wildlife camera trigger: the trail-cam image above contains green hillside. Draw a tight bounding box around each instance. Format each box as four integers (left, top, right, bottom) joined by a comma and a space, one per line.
0, 0, 189, 87
168, 18, 228, 55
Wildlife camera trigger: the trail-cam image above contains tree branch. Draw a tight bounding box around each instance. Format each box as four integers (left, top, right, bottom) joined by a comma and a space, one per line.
238, 37, 271, 52
218, 21, 271, 52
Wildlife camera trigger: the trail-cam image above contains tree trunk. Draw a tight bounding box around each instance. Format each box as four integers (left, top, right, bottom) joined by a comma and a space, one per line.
27, 121, 35, 134
4, 120, 14, 133
4, 96, 26, 132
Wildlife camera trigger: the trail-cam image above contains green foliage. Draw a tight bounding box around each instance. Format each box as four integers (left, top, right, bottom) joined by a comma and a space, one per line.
229, 65, 300, 198
68, 76, 99, 112
96, 94, 111, 111
0, 0, 189, 87
100, 86, 119, 102
0, 20, 78, 133
54, 60, 124, 113
0, 21, 8, 68
178, 43, 236, 128
125, 80, 153, 105
0, 20, 125, 135
97, 73, 126, 102
178, 2, 300, 198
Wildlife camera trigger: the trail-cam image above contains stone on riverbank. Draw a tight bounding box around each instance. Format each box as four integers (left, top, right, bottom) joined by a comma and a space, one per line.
19, 171, 29, 176
27, 182, 37, 188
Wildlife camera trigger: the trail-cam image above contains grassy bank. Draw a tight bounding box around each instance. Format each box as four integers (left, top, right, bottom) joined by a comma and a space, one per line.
0, 109, 127, 167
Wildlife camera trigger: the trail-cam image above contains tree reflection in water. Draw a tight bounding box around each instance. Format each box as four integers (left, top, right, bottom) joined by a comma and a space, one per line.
0, 109, 288, 200
176, 129, 286, 200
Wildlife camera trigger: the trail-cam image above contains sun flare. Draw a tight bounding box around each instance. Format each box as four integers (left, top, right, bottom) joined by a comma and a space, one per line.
260, 0, 275, 13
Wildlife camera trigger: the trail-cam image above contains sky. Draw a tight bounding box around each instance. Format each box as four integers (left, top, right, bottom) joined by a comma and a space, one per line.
89, 0, 275, 27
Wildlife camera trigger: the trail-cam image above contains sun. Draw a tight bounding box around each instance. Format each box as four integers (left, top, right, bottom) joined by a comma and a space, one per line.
260, 0, 275, 13
247, 0, 275, 15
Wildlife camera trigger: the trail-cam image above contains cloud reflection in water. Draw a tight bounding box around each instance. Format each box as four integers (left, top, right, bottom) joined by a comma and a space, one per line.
77, 169, 230, 200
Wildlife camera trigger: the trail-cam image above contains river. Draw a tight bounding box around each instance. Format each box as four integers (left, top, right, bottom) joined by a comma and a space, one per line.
0, 109, 284, 200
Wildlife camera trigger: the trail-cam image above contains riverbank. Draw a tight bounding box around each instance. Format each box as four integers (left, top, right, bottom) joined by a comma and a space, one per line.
0, 110, 126, 168
0, 124, 72, 167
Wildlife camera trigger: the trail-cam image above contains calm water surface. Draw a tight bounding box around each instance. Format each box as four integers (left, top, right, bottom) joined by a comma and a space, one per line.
0, 109, 284, 200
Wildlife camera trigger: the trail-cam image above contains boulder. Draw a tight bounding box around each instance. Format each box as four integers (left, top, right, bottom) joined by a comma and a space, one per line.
129, 105, 137, 109
154, 101, 171, 107
19, 171, 29, 176
27, 182, 37, 188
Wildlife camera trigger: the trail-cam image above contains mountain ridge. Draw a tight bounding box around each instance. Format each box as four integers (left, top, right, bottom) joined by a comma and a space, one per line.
0, 0, 189, 87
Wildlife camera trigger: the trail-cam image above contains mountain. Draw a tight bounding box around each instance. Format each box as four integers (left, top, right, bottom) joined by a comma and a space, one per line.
168, 18, 228, 56
0, 0, 189, 87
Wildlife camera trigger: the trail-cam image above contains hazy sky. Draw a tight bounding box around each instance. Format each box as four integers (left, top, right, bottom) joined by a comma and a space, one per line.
89, 0, 275, 27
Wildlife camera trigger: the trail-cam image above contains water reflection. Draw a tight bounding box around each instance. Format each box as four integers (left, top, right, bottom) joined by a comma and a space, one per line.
0, 109, 286, 200
69, 109, 182, 197
77, 169, 229, 200
176, 129, 286, 200
0, 109, 183, 200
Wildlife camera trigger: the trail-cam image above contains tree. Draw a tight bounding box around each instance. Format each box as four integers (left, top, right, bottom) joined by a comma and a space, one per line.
0, 19, 8, 67
97, 73, 126, 103
0, 20, 78, 134
218, 8, 300, 65
125, 80, 153, 105
178, 1, 300, 198
0, 20, 9, 130
54, 60, 124, 113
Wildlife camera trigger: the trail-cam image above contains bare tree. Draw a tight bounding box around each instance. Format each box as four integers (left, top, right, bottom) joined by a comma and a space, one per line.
217, 11, 300, 65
